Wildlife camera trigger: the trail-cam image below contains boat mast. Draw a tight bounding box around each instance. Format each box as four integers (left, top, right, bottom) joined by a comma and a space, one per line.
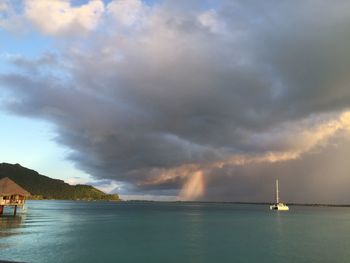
276, 179, 279, 204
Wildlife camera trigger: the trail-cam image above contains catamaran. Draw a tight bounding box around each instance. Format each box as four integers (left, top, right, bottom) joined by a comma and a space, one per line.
270, 179, 289, 211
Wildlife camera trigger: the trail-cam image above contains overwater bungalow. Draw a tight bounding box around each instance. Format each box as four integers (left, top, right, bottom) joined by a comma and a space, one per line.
0, 177, 30, 216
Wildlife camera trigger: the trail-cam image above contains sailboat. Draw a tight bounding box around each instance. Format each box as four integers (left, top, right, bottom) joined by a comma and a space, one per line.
270, 179, 289, 211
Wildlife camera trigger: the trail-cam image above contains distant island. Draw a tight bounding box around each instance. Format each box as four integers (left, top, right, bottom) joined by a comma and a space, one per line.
0, 163, 120, 201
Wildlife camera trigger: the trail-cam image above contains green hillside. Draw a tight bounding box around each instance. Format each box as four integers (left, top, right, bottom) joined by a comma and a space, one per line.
0, 163, 120, 201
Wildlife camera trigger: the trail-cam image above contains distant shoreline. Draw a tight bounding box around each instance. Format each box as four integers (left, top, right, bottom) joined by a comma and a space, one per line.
27, 198, 121, 202
25, 199, 350, 207
96, 199, 350, 207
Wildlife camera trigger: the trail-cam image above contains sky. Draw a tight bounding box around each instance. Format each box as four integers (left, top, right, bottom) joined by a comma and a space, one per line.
1, 0, 350, 203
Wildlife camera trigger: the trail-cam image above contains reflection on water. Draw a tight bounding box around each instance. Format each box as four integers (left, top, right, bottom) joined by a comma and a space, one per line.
0, 215, 25, 228
0, 215, 25, 236
0, 215, 26, 250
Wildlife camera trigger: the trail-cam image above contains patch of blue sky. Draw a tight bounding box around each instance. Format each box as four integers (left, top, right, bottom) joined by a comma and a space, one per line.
0, 112, 90, 182
0, 30, 53, 57
0, 35, 73, 92
0, 29, 54, 74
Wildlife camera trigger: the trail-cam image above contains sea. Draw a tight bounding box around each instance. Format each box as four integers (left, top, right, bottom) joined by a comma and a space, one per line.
1, 201, 350, 263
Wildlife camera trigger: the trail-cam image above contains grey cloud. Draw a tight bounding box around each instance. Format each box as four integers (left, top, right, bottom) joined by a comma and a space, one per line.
1, 0, 350, 200
9, 53, 59, 74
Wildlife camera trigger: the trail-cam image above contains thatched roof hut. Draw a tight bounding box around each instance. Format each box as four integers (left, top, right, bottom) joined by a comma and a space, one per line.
0, 177, 30, 216
0, 177, 30, 197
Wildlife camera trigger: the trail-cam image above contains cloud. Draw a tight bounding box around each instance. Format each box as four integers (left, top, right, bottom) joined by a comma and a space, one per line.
143, 111, 350, 199
2, 0, 350, 201
6, 53, 60, 74
204, 135, 350, 204
0, 0, 24, 32
24, 0, 104, 35
107, 0, 146, 27
0, 1, 10, 28
198, 9, 227, 35
0, 1, 9, 12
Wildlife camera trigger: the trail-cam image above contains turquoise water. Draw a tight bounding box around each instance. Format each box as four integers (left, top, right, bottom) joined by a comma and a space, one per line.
1, 201, 350, 263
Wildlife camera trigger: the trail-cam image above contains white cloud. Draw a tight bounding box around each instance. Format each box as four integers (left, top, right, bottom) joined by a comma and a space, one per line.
0, 2, 9, 12
198, 10, 227, 35
107, 0, 146, 27
24, 0, 105, 35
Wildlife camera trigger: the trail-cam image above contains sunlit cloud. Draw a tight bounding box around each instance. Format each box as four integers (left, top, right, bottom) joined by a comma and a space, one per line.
24, 0, 105, 35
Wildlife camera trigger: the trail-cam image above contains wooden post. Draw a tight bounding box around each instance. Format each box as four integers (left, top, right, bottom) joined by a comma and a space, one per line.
0, 205, 3, 216
14, 205, 17, 216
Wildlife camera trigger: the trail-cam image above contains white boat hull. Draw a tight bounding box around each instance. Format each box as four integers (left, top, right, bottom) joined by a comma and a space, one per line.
270, 203, 289, 211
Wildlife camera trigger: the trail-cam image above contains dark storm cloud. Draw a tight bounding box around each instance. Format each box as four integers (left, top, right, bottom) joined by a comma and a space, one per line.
1, 0, 350, 200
